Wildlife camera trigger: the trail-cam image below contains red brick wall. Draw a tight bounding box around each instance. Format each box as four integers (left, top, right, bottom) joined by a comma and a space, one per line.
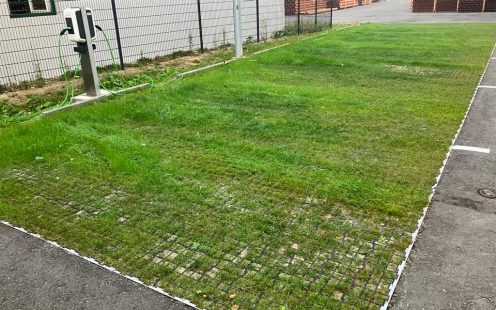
411, 0, 435, 12
485, 0, 496, 11
458, 0, 484, 11
411, 0, 494, 11
285, 0, 329, 14
285, 0, 372, 14
435, 0, 458, 11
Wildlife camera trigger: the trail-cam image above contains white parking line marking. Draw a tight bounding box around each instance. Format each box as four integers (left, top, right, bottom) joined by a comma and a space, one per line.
478, 85, 496, 89
253, 43, 290, 55
452, 145, 490, 154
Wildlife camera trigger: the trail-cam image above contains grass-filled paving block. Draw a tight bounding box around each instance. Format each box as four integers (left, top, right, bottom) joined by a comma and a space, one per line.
1, 24, 495, 309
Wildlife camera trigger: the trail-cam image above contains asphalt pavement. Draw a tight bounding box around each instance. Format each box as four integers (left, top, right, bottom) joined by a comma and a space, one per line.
0, 223, 193, 310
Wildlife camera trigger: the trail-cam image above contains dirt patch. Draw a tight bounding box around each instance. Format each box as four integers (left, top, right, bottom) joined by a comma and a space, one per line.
385, 64, 436, 75
0, 80, 83, 106
0, 49, 228, 106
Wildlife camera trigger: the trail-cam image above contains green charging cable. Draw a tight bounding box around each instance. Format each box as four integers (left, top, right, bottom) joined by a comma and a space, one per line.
97, 26, 119, 71
97, 26, 130, 94
57, 29, 81, 106
97, 26, 160, 91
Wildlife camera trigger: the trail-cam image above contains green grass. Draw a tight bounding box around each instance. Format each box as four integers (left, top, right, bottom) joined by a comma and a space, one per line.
0, 23, 495, 309
0, 30, 318, 127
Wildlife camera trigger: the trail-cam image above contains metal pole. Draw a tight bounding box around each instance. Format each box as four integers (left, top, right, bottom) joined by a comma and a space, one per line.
315, 0, 318, 29
297, 0, 301, 35
79, 7, 101, 96
233, 0, 243, 58
256, 0, 260, 42
196, 0, 204, 53
330, 0, 333, 28
110, 0, 125, 70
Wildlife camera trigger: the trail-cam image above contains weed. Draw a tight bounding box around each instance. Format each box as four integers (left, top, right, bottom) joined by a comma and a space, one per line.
189, 33, 194, 51
33, 63, 46, 88
0, 84, 9, 94
261, 19, 268, 41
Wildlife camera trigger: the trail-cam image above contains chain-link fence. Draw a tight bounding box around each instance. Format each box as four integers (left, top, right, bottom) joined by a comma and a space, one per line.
0, 0, 285, 86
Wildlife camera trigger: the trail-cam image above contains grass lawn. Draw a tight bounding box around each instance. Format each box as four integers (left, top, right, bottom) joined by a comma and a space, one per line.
1, 23, 495, 309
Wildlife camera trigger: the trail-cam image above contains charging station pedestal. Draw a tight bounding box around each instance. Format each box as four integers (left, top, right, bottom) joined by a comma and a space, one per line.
44, 7, 149, 116
71, 7, 111, 104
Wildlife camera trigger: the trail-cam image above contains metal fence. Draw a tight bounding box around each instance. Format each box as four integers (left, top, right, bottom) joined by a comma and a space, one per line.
0, 0, 285, 86
284, 0, 372, 34
285, 0, 335, 34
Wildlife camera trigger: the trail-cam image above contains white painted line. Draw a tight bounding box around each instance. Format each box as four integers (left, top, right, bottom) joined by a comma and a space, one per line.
175, 25, 361, 79
0, 221, 202, 310
478, 85, 496, 89
223, 58, 238, 65
452, 145, 490, 154
253, 43, 290, 55
300, 24, 360, 42
381, 41, 496, 310
301, 31, 329, 41
178, 42, 294, 77
176, 61, 231, 78
43, 84, 151, 117
335, 24, 359, 31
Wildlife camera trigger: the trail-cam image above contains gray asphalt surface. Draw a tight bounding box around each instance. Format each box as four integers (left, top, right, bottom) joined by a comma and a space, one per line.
0, 223, 193, 310
287, 0, 496, 23
390, 50, 496, 309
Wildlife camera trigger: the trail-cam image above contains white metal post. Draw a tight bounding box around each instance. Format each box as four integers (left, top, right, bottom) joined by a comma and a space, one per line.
233, 0, 243, 58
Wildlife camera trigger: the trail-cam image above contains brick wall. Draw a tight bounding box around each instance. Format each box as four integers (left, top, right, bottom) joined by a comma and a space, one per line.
411, 0, 496, 11
285, 0, 372, 15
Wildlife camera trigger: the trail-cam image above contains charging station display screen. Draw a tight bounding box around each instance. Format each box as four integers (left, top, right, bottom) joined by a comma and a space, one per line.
64, 8, 96, 43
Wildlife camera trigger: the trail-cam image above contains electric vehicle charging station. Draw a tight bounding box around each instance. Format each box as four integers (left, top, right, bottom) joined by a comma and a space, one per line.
63, 7, 107, 101
64, 8, 97, 44
45, 7, 149, 115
